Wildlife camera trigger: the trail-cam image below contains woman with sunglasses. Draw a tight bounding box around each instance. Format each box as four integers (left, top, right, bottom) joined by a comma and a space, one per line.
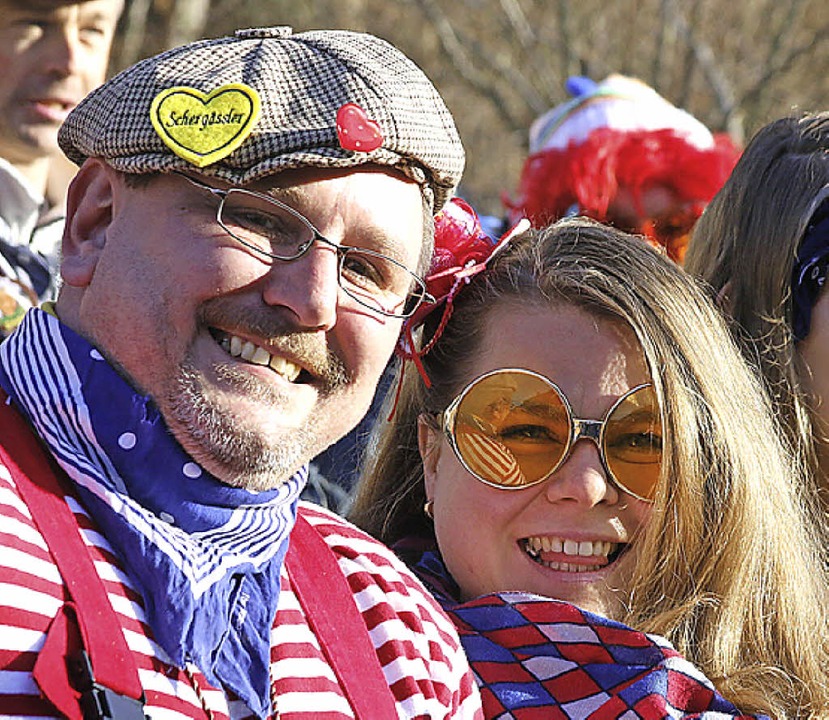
351, 211, 829, 719
685, 113, 829, 511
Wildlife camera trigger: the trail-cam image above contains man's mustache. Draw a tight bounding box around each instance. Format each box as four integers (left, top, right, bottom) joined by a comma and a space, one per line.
199, 298, 350, 393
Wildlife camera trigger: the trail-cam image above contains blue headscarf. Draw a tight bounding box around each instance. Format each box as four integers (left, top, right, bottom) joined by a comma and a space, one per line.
791, 196, 829, 341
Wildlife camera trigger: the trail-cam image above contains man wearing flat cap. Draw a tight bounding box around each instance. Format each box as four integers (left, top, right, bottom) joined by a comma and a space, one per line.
0, 27, 481, 719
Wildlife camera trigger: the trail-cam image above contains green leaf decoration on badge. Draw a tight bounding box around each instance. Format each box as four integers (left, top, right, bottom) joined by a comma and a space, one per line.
150, 84, 261, 167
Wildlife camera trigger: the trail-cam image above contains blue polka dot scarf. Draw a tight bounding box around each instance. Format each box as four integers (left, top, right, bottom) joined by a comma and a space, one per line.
0, 308, 305, 718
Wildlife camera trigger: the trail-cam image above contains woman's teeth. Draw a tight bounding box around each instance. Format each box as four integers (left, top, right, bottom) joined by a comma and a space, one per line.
220, 334, 301, 381
522, 536, 619, 573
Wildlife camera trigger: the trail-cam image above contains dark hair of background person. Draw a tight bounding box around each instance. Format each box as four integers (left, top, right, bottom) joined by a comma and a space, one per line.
684, 112, 829, 508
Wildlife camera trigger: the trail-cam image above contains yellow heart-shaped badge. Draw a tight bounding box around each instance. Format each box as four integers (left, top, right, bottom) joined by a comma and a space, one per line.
150, 84, 261, 168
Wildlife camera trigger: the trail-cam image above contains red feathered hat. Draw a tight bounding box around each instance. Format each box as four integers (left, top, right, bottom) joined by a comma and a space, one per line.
504, 75, 740, 263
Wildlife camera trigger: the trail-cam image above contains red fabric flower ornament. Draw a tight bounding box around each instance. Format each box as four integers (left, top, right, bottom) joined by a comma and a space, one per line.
413, 197, 494, 317
396, 197, 529, 387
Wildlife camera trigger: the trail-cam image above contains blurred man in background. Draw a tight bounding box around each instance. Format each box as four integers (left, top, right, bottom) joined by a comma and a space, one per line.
0, 0, 123, 336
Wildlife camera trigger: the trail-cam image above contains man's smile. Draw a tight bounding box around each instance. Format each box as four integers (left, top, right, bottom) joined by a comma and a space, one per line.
209, 328, 321, 384
215, 330, 303, 382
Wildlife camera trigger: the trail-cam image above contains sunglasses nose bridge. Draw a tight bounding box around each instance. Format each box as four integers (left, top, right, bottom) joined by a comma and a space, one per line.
569, 416, 615, 473
571, 418, 603, 448
565, 418, 624, 495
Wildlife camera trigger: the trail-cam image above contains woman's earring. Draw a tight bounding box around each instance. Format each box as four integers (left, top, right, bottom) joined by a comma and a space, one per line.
423, 499, 434, 519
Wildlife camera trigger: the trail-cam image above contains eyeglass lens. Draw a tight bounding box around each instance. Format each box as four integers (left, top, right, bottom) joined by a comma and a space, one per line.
218, 189, 422, 318
449, 370, 662, 501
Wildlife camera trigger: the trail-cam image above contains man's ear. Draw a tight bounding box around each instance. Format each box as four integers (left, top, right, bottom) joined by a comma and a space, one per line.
417, 414, 442, 499
60, 158, 116, 288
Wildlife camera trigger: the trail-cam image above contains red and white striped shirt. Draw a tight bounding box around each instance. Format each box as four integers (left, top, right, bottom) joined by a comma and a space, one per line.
0, 456, 482, 719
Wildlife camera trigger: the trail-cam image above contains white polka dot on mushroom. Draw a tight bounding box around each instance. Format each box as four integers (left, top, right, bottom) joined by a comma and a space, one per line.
90, 349, 104, 361
183, 462, 202, 478
118, 432, 137, 450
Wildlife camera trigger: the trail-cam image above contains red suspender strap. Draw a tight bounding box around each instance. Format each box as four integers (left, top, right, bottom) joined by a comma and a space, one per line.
2, 391, 396, 718
0, 395, 147, 720
286, 512, 398, 719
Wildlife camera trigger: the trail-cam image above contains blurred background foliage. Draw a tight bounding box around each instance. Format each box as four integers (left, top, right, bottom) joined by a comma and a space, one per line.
109, 0, 829, 215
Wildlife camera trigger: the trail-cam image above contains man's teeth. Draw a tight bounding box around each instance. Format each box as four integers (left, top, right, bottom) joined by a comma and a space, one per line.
221, 334, 301, 381
522, 536, 618, 573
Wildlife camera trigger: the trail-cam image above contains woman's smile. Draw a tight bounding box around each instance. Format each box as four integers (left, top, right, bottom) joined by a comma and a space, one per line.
425, 303, 652, 618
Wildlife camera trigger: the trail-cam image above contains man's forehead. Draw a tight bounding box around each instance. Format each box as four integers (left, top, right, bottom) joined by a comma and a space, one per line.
245, 165, 424, 220
248, 164, 416, 195
236, 166, 426, 262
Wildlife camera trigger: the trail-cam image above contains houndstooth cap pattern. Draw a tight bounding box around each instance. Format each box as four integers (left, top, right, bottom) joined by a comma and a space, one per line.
58, 26, 465, 212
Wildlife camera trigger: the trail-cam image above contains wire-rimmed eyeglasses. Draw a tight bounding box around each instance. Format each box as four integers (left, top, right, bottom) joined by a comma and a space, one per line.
176, 172, 435, 319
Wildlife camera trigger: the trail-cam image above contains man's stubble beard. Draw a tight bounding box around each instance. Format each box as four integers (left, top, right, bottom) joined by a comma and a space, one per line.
167, 357, 350, 493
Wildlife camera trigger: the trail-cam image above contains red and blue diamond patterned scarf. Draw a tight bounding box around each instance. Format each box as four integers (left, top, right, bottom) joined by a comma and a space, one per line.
403, 543, 768, 719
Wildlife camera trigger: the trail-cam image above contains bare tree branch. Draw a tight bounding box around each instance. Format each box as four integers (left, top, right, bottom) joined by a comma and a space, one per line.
115, 0, 152, 68
499, 0, 534, 47
677, 0, 703, 107
410, 0, 545, 128
651, 0, 669, 88
496, 0, 561, 103
556, 0, 575, 82
766, 0, 809, 72
664, 0, 741, 137
739, 20, 829, 110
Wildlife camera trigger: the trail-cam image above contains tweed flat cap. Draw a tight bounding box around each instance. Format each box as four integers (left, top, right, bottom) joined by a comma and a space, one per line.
58, 26, 464, 211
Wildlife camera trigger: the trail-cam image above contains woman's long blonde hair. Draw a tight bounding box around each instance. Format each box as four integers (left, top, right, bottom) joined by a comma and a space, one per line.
351, 218, 829, 719
685, 112, 829, 503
